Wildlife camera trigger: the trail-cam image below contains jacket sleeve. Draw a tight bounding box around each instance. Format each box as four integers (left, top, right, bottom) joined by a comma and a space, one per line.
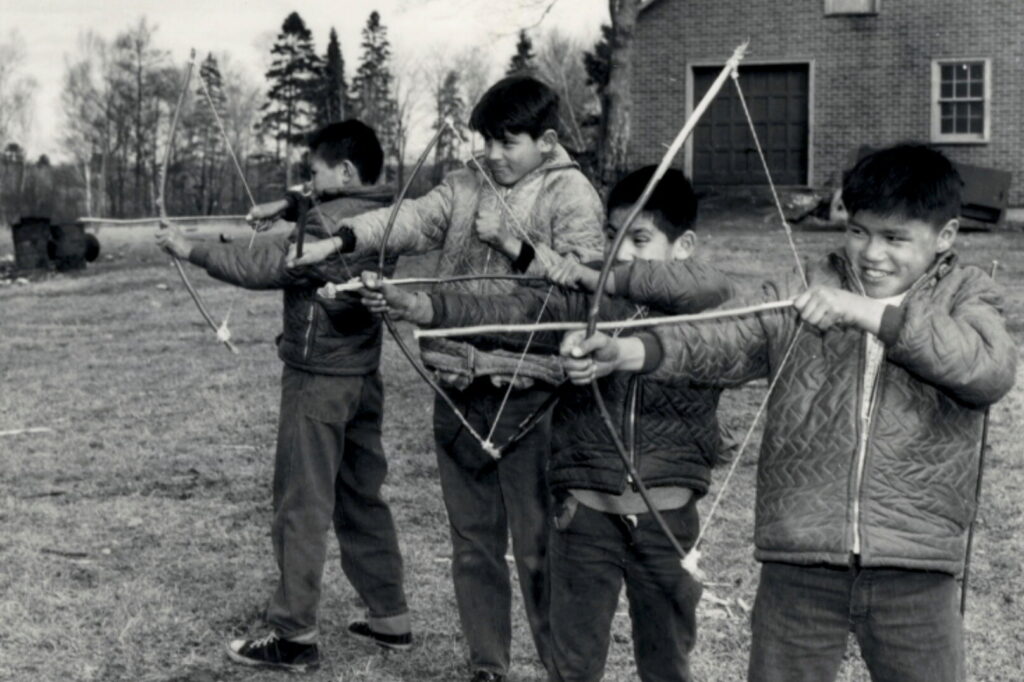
880, 267, 1017, 407
428, 286, 583, 354
188, 234, 319, 290
526, 171, 606, 278
649, 274, 797, 387
342, 176, 454, 256
610, 259, 735, 314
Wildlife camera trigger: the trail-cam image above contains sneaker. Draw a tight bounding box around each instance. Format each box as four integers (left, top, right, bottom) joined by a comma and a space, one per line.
347, 621, 413, 651
470, 672, 505, 682
225, 631, 320, 673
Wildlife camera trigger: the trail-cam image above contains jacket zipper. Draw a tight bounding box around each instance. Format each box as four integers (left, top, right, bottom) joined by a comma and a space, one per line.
851, 340, 885, 555
302, 302, 317, 361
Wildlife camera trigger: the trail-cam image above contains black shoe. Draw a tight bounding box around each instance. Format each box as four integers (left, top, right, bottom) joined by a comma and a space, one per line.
225, 632, 320, 673
470, 672, 505, 682
347, 621, 413, 651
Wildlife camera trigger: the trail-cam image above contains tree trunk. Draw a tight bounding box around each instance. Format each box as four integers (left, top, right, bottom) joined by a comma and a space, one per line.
599, 0, 640, 190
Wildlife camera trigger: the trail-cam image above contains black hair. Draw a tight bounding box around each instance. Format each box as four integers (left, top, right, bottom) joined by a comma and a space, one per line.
607, 166, 698, 241
842, 143, 962, 227
469, 76, 560, 141
306, 119, 384, 184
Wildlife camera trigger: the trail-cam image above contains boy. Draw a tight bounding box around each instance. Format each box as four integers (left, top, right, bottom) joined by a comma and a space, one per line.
290, 76, 604, 682
156, 120, 411, 673
561, 144, 1017, 682
360, 167, 731, 682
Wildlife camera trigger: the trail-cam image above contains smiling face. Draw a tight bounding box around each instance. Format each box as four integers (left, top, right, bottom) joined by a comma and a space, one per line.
606, 208, 695, 264
482, 131, 554, 186
844, 210, 957, 298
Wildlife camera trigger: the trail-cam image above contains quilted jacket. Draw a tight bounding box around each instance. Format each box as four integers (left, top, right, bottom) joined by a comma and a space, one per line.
340, 145, 605, 387
425, 258, 733, 496
647, 251, 1016, 575
189, 188, 396, 375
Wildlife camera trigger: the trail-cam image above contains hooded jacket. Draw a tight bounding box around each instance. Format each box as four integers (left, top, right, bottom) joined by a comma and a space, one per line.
643, 251, 1016, 574
189, 187, 396, 375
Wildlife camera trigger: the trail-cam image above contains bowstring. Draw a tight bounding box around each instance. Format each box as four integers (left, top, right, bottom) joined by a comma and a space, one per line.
681, 63, 812, 570
195, 65, 261, 333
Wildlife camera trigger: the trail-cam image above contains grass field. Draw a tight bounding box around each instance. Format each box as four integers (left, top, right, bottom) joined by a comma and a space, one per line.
1, 224, 1022, 681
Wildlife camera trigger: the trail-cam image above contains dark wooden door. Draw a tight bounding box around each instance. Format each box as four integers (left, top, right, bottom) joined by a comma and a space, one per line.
692, 63, 809, 185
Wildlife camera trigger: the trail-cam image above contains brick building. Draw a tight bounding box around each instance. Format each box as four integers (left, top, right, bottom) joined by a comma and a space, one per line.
632, 0, 1024, 206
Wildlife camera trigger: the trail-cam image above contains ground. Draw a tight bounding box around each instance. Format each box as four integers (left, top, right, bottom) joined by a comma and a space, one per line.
1, 221, 1021, 682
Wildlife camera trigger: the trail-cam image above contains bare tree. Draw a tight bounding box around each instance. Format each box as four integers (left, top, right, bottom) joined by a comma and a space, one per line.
535, 28, 598, 155
0, 30, 36, 148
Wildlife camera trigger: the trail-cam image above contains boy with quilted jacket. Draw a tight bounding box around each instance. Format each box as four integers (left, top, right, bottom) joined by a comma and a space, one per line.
288, 76, 604, 682
157, 120, 410, 673
561, 144, 1016, 682
360, 167, 731, 682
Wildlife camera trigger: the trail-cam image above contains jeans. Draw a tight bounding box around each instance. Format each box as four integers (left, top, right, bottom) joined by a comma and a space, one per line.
433, 383, 555, 676
748, 561, 965, 682
549, 498, 702, 682
267, 367, 408, 641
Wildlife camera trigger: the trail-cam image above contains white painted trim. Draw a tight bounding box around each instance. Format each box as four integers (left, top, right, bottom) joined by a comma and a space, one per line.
930, 58, 991, 144
684, 58, 815, 187
824, 0, 880, 16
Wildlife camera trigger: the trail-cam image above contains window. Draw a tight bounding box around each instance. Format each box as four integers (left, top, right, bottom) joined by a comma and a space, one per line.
931, 59, 990, 143
824, 0, 878, 15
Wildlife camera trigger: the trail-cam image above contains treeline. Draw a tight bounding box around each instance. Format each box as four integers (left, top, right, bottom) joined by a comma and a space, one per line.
0, 10, 618, 225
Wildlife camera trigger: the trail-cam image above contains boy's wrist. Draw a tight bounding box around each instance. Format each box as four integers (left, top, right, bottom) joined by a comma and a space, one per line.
615, 336, 648, 373
849, 296, 888, 335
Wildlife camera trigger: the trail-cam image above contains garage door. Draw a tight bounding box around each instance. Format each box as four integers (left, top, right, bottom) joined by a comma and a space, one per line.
692, 63, 809, 185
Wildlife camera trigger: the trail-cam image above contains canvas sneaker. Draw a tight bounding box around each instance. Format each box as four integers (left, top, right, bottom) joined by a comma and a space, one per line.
347, 621, 413, 651
225, 631, 320, 673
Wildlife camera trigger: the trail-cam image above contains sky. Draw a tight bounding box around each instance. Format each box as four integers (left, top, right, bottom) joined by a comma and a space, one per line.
0, 0, 609, 160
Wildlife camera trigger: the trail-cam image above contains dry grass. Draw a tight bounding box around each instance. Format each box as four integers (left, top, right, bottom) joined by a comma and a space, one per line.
0, 225, 1021, 681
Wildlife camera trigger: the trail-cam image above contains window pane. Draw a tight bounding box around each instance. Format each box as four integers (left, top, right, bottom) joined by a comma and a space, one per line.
969, 63, 983, 80
941, 82, 953, 98
955, 81, 968, 98
941, 64, 955, 82
969, 81, 983, 98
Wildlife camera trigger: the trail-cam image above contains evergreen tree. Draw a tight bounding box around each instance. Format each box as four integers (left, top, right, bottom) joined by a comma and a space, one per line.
318, 28, 348, 125
351, 12, 398, 169
189, 53, 227, 213
433, 70, 465, 184
260, 12, 323, 171
507, 30, 537, 77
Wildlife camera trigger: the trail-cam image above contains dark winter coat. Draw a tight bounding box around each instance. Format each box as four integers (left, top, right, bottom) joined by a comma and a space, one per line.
426, 258, 733, 496
188, 188, 396, 375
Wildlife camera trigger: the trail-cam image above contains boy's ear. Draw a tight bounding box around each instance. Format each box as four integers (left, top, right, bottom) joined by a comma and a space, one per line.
538, 128, 558, 154
671, 230, 697, 260
936, 218, 958, 253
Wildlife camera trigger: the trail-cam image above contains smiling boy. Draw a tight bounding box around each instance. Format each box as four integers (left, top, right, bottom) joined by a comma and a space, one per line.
561, 144, 1016, 682
288, 76, 604, 681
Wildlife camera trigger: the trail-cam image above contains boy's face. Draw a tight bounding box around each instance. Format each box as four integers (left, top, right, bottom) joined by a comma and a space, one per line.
844, 210, 957, 298
309, 153, 356, 194
607, 208, 696, 263
483, 130, 555, 186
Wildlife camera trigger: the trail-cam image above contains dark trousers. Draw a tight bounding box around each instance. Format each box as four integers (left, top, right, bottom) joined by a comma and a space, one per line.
266, 366, 408, 641
433, 383, 555, 676
748, 561, 965, 682
549, 498, 702, 682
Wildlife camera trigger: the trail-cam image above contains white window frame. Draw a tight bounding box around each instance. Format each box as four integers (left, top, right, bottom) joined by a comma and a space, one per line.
824, 0, 879, 16
931, 59, 991, 144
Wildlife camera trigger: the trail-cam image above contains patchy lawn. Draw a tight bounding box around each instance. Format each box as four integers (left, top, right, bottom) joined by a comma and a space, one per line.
1, 224, 1021, 681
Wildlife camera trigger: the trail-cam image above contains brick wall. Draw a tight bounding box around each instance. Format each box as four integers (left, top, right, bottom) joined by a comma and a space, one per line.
632, 0, 1024, 205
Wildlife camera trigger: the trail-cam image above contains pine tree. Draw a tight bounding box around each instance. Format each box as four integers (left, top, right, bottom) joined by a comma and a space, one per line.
318, 28, 348, 125
260, 12, 323, 182
433, 70, 465, 184
351, 12, 398, 171
507, 30, 537, 77
190, 53, 227, 213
